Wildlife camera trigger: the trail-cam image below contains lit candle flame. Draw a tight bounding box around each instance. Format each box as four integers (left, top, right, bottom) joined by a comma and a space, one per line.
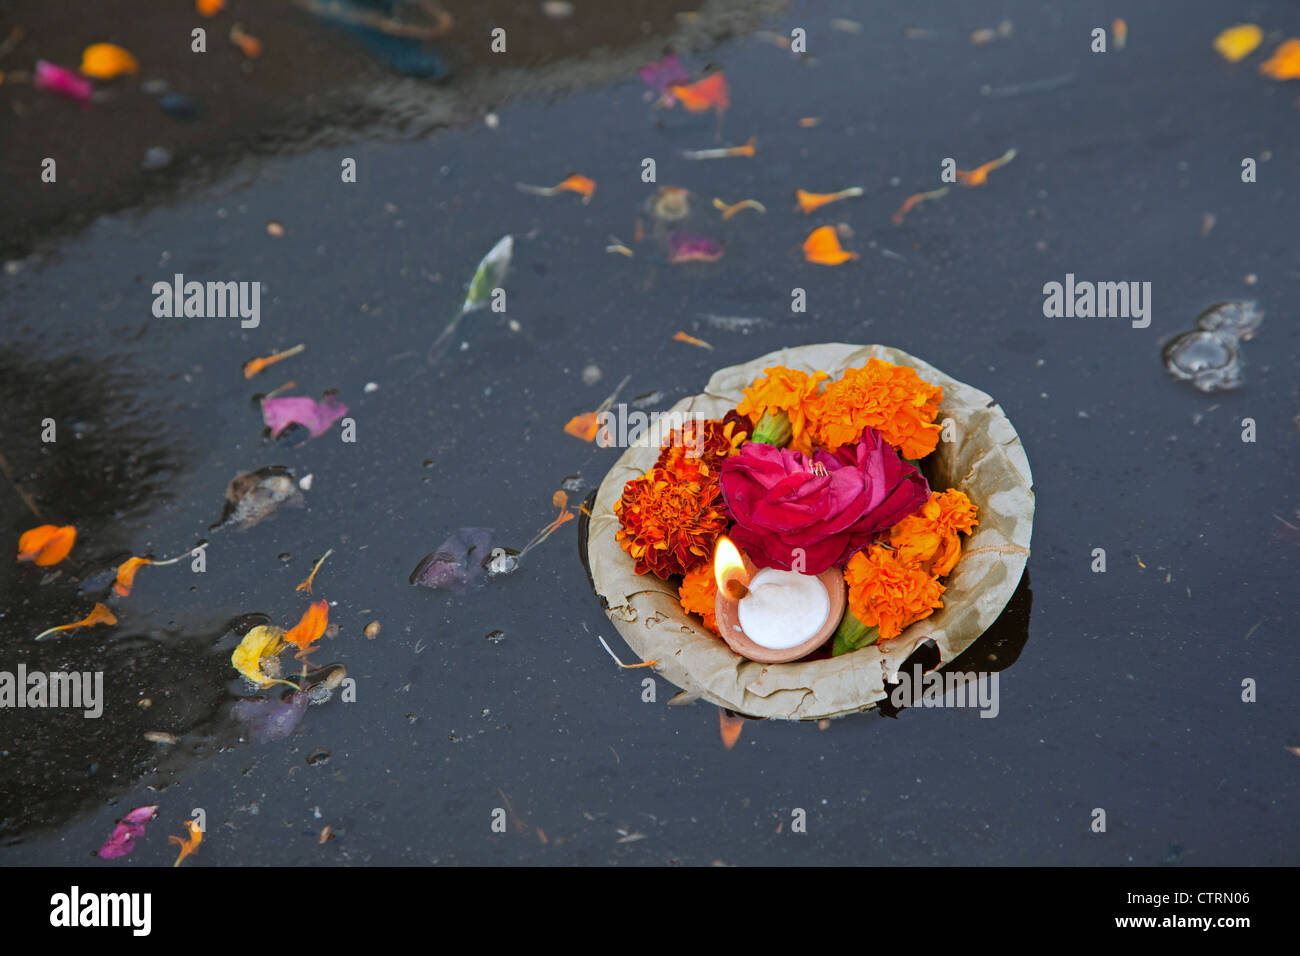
713, 535, 751, 600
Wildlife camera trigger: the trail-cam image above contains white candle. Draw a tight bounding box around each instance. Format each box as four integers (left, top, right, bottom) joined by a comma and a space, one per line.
736, 568, 831, 650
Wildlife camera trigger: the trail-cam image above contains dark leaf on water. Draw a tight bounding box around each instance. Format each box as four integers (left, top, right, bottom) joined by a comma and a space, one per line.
410, 527, 493, 591
232, 687, 310, 743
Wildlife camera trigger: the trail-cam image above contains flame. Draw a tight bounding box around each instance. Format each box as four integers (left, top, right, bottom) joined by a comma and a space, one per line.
713, 535, 749, 597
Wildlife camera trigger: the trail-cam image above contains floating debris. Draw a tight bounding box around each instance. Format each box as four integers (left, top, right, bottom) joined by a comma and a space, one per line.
516, 174, 596, 202
795, 187, 863, 214
648, 186, 692, 222
141, 146, 173, 171
34, 603, 115, 642
410, 528, 493, 592
296, 548, 334, 593
712, 197, 766, 219
214, 466, 304, 530
668, 234, 725, 264
955, 148, 1017, 187
673, 331, 713, 350
233, 686, 310, 742
143, 731, 180, 745
303, 662, 347, 704
891, 186, 949, 225
159, 91, 203, 120
169, 820, 202, 867
682, 137, 756, 160
429, 234, 513, 364
364, 620, 381, 639
638, 53, 688, 97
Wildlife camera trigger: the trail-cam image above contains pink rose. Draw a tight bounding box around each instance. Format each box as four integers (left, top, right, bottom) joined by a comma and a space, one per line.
719, 428, 929, 573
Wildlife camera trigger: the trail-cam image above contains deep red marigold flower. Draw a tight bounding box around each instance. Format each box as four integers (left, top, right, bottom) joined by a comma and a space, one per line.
614, 466, 729, 578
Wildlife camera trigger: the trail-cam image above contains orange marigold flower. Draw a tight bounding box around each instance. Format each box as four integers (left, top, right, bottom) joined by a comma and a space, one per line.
888, 489, 979, 576
811, 358, 943, 460
678, 563, 720, 634
614, 466, 729, 579
736, 366, 829, 455
844, 545, 945, 641
17, 524, 77, 566
655, 416, 750, 477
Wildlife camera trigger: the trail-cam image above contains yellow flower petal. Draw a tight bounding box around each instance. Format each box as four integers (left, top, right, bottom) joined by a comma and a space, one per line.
1213, 24, 1263, 63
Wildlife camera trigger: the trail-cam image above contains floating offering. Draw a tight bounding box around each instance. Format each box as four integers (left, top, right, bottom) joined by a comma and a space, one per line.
586, 344, 1034, 720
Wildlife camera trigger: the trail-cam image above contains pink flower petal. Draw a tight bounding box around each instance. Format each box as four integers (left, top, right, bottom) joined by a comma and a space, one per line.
96, 805, 157, 859
261, 394, 348, 439
638, 54, 688, 95
34, 60, 93, 106
668, 234, 725, 264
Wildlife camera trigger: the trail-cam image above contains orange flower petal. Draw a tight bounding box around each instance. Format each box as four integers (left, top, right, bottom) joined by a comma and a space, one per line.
17, 524, 77, 566
196, 0, 225, 15
795, 187, 862, 215
802, 225, 857, 265
285, 599, 329, 658
114, 556, 151, 597
1260, 38, 1300, 80
669, 72, 730, 112
564, 412, 601, 442
79, 43, 139, 80
230, 24, 262, 59
556, 174, 596, 200
673, 330, 713, 349
719, 709, 744, 749
891, 187, 949, 226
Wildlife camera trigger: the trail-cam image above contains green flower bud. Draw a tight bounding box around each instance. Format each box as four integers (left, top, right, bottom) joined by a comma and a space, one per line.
831, 608, 880, 656
751, 409, 792, 448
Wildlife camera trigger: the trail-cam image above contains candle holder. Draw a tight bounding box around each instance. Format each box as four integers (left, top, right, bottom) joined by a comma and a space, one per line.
714, 566, 846, 664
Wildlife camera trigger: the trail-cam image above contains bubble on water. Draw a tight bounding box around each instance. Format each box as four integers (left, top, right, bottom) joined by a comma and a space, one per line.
483, 547, 519, 577
1162, 330, 1242, 392
560, 474, 583, 492
141, 146, 173, 171
1194, 300, 1263, 340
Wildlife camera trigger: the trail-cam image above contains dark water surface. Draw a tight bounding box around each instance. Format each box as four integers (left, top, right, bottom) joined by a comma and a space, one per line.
1, 0, 1297, 865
